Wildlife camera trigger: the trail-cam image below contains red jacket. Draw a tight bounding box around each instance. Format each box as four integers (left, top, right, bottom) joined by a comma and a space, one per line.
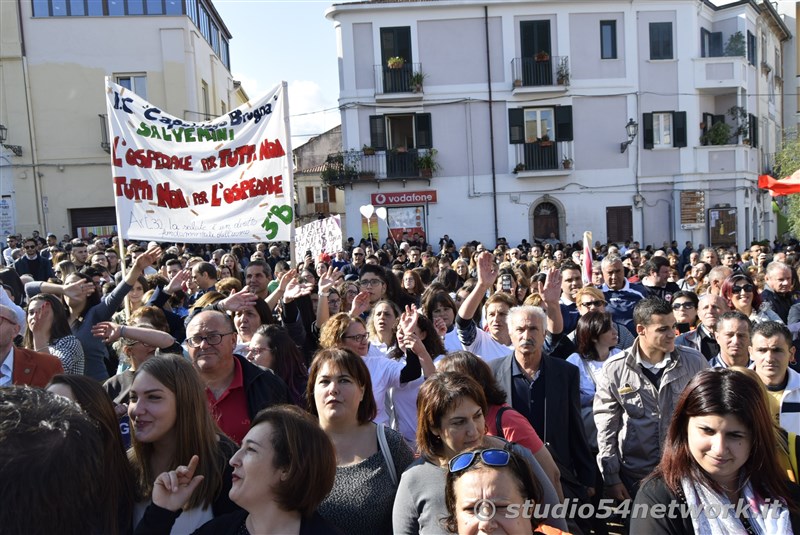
12, 346, 64, 387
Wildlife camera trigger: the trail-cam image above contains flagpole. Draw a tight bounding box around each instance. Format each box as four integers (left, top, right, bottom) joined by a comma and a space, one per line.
282, 81, 297, 268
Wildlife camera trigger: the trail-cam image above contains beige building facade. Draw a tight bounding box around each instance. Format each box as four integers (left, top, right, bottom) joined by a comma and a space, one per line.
0, 0, 243, 239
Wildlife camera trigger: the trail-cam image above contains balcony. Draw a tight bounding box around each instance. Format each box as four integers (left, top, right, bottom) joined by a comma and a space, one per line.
513, 141, 573, 177
374, 62, 424, 102
693, 56, 747, 94
510, 56, 569, 96
694, 144, 758, 174
321, 148, 435, 188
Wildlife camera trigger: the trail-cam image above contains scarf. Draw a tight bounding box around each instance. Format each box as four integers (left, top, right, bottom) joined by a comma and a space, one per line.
680, 477, 793, 535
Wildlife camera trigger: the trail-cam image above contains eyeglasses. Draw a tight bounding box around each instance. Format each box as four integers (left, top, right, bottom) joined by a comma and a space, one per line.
579, 300, 606, 308
342, 333, 368, 343
186, 332, 234, 348
449, 448, 510, 473
353, 252, 365, 257
359, 278, 383, 287
24, 245, 36, 250
733, 284, 755, 294
672, 302, 696, 310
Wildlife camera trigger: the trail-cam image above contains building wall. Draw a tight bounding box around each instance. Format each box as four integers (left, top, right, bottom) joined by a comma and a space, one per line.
0, 0, 236, 238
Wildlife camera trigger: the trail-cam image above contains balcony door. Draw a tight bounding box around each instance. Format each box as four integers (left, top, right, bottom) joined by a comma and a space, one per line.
381, 27, 412, 93
521, 20, 552, 86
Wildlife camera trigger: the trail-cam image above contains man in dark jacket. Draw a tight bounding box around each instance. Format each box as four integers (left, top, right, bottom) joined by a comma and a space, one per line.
13, 237, 53, 281
186, 310, 288, 444
761, 262, 799, 323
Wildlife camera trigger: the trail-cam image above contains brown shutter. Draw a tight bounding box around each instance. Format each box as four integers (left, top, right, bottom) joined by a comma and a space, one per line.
305, 187, 314, 203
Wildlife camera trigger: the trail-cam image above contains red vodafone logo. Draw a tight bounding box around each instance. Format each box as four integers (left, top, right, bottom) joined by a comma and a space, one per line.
371, 190, 437, 206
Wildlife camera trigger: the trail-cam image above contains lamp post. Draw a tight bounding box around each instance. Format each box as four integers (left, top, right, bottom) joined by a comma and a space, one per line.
620, 118, 638, 153
0, 124, 23, 157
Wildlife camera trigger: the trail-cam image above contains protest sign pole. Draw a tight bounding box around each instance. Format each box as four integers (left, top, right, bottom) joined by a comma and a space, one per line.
281, 81, 298, 268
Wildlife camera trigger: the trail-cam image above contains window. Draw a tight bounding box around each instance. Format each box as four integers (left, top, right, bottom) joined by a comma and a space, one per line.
523, 109, 554, 142
369, 113, 432, 151
313, 187, 329, 204
600, 21, 617, 59
700, 28, 723, 58
201, 81, 209, 117
305, 187, 337, 207
649, 22, 673, 60
747, 31, 756, 65
606, 206, 633, 243
643, 111, 687, 149
116, 74, 147, 99
508, 106, 573, 144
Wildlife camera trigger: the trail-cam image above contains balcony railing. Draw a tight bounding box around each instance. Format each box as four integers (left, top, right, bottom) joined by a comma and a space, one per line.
374, 62, 422, 95
519, 142, 559, 171
321, 148, 434, 185
511, 56, 569, 88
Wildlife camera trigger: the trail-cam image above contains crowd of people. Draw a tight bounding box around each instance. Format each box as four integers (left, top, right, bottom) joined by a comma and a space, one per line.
3, 230, 800, 534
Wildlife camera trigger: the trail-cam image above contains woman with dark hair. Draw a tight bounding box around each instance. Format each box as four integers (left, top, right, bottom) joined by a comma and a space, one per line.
135, 405, 339, 534
308, 348, 414, 535
671, 290, 700, 333
46, 374, 137, 535
566, 311, 621, 413
721, 273, 782, 324
444, 447, 566, 534
357, 264, 415, 317
23, 293, 85, 374
402, 270, 425, 305
392, 372, 565, 534
128, 355, 239, 533
421, 289, 462, 352
246, 324, 308, 407
633, 368, 800, 533
233, 298, 276, 354
437, 351, 562, 500
435, 268, 460, 294
26, 246, 161, 381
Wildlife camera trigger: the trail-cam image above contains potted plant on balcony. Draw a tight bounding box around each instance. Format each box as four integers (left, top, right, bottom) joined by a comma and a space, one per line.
410, 71, 426, 93
556, 57, 570, 86
724, 31, 745, 57
417, 148, 440, 178
537, 134, 553, 147
387, 56, 405, 69
513, 78, 523, 88
727, 105, 750, 143
513, 162, 525, 174
562, 157, 573, 169
534, 50, 550, 62
362, 144, 375, 156
700, 121, 732, 146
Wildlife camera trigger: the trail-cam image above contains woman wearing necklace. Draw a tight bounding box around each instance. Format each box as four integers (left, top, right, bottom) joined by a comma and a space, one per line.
633, 368, 800, 534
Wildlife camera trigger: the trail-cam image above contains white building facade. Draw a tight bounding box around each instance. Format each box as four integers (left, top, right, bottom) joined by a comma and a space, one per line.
326, 0, 791, 250
0, 0, 242, 238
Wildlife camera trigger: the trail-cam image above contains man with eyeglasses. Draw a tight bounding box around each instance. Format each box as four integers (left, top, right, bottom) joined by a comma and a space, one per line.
13, 238, 53, 282
185, 310, 288, 444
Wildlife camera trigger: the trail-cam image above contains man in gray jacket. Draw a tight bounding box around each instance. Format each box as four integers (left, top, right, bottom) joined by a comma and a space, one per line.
594, 297, 707, 501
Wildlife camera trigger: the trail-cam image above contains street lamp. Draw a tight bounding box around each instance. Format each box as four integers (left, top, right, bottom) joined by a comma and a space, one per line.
0, 124, 23, 157
620, 118, 638, 153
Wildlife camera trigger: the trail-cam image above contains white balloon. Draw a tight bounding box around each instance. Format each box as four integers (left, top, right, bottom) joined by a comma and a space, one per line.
359, 204, 375, 218
375, 207, 387, 220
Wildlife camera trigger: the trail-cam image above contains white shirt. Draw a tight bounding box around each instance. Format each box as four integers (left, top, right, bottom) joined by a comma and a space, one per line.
463, 328, 513, 362
363, 355, 405, 426
0, 346, 14, 386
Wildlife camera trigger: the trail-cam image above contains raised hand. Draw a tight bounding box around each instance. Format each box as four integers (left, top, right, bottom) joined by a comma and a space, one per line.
91, 321, 122, 342
164, 269, 191, 295
318, 266, 338, 295
433, 316, 448, 338
134, 246, 162, 273
151, 455, 205, 512
220, 289, 258, 312
63, 278, 95, 301
538, 266, 562, 304
398, 304, 419, 336
284, 277, 313, 303
476, 251, 499, 287
350, 290, 371, 317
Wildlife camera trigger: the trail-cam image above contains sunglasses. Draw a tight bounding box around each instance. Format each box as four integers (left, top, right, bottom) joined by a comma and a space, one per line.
672, 302, 696, 310
733, 284, 755, 294
449, 448, 510, 473
579, 300, 606, 308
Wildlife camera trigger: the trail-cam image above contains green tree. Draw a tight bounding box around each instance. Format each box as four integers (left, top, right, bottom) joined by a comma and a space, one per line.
776, 131, 800, 236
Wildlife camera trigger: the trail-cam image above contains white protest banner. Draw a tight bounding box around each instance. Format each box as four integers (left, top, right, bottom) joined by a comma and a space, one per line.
295, 216, 342, 259
105, 79, 294, 243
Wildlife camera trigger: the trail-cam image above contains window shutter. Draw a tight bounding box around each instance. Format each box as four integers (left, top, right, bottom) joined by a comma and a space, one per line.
606, 206, 633, 243
749, 114, 758, 148
710, 32, 723, 57
305, 187, 314, 204
328, 186, 337, 203
370, 115, 387, 150
508, 108, 524, 144
643, 113, 654, 149
415, 113, 432, 149
554, 106, 573, 141
672, 111, 687, 148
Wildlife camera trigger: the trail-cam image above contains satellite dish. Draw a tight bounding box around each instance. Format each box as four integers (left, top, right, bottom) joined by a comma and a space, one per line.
359, 204, 375, 218
375, 207, 387, 220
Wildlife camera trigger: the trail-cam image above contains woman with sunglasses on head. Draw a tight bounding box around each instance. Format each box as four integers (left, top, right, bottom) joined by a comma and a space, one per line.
632, 367, 800, 534
308, 348, 414, 535
671, 290, 699, 334
392, 372, 566, 535
23, 293, 85, 375
721, 273, 782, 325
570, 286, 635, 350
319, 312, 423, 426
135, 405, 339, 535
444, 447, 569, 535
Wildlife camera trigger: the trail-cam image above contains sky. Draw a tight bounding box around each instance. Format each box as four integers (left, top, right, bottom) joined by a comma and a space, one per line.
213, 0, 344, 149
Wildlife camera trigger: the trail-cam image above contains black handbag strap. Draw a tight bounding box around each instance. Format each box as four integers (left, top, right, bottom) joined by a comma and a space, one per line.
495, 406, 512, 440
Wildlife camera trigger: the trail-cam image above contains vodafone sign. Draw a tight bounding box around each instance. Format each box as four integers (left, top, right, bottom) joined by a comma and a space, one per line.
371, 190, 437, 206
